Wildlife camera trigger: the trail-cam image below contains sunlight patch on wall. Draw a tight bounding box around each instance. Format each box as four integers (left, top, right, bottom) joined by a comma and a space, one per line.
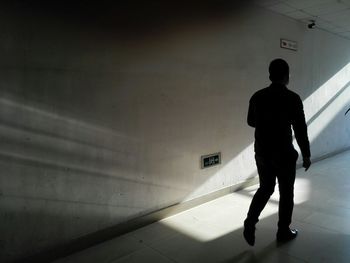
185, 62, 350, 204
307, 86, 350, 143
303, 62, 350, 123
185, 143, 256, 201
301, 62, 350, 143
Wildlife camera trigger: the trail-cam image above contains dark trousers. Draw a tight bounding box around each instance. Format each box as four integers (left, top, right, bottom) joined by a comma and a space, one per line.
245, 151, 298, 230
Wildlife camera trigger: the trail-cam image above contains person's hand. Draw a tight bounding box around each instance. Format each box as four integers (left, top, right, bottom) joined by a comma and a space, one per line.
303, 157, 311, 171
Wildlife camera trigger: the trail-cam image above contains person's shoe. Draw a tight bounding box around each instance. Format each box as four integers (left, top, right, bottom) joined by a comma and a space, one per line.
243, 225, 255, 246
276, 228, 298, 242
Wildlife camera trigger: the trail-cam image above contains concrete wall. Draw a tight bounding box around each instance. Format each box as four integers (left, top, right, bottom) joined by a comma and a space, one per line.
1, 1, 350, 261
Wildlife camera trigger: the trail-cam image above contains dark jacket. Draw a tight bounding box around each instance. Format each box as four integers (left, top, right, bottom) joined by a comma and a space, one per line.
248, 83, 311, 159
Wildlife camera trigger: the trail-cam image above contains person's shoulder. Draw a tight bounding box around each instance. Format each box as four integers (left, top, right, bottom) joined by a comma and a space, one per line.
285, 89, 304, 108
251, 87, 269, 98
285, 89, 302, 101
249, 88, 268, 103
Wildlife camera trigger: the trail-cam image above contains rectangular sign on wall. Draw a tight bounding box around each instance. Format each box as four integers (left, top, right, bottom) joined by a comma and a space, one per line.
201, 152, 221, 169
280, 38, 298, 51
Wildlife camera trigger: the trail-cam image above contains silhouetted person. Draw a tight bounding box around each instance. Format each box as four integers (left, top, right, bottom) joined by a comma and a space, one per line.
243, 58, 311, 246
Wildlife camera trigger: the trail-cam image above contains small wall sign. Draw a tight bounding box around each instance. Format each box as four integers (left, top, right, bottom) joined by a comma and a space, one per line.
280, 38, 298, 51
201, 152, 221, 169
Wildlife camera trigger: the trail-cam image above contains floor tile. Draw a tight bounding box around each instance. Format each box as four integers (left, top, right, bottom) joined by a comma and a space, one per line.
110, 247, 174, 263
52, 235, 145, 263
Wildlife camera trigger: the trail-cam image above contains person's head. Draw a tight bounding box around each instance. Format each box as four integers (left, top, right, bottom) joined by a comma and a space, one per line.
269, 58, 289, 85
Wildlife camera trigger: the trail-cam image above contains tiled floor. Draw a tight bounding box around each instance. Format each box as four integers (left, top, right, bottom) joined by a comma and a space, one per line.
53, 151, 350, 263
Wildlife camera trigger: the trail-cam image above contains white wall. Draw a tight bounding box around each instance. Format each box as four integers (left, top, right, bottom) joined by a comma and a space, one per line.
1, 2, 350, 261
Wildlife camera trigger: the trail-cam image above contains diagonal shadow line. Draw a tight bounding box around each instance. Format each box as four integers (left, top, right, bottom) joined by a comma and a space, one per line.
306, 81, 350, 126
0, 120, 134, 155
0, 151, 186, 193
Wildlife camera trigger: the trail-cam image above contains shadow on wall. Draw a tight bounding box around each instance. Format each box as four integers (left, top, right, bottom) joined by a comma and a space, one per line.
1, 0, 258, 49
0, 21, 251, 263
0, 90, 259, 261
0, 2, 263, 261
18, 1, 255, 27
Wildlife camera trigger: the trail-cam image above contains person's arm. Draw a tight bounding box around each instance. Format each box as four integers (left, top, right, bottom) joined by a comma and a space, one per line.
292, 96, 311, 171
247, 95, 256, 128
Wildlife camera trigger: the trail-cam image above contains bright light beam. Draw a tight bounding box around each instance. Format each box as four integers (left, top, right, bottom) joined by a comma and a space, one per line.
303, 62, 350, 123
186, 62, 350, 205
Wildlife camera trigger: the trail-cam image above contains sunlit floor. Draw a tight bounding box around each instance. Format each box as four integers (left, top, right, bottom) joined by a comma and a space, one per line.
53, 150, 350, 263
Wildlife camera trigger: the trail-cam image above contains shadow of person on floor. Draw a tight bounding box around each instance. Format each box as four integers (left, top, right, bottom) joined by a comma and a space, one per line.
223, 242, 277, 263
